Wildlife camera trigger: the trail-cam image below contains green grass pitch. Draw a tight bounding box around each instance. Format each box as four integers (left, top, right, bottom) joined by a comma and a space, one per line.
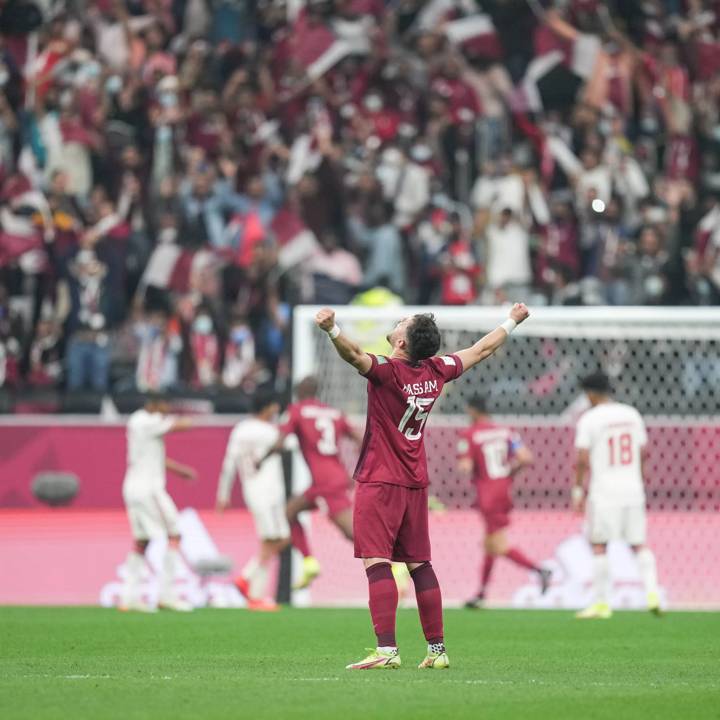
1, 607, 718, 720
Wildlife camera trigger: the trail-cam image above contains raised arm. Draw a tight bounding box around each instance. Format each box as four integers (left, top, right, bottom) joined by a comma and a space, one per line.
316, 308, 372, 375
454, 303, 530, 373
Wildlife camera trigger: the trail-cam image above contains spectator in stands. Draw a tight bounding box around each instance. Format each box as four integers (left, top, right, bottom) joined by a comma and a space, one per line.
222, 311, 258, 390
0, 0, 718, 407
134, 305, 181, 393
0, 283, 22, 389
348, 201, 406, 298
57, 239, 114, 392
482, 207, 532, 304
26, 312, 62, 388
436, 211, 480, 306
536, 197, 580, 297
188, 304, 221, 388
376, 146, 430, 229
304, 230, 362, 304
631, 226, 670, 305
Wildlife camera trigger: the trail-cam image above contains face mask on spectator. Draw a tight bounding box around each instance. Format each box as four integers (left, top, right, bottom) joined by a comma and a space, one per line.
641, 116, 658, 133
105, 76, 122, 94
231, 327, 250, 344
136, 323, 162, 341
410, 144, 432, 163
363, 94, 383, 113
160, 91, 178, 109
159, 228, 178, 244
193, 315, 213, 335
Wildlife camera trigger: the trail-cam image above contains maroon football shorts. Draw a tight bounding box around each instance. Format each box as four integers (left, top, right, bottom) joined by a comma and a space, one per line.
304, 482, 353, 517
477, 485, 513, 535
303, 462, 353, 517
353, 481, 430, 563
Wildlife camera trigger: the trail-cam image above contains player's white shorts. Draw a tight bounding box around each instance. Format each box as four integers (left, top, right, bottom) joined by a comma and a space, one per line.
125, 490, 180, 541
247, 498, 290, 540
586, 502, 646, 545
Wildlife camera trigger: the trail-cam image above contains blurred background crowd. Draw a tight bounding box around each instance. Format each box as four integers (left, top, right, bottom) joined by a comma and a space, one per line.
0, 0, 719, 407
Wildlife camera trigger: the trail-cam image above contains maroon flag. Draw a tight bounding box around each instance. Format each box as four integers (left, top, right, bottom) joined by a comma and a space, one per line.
443, 14, 503, 60
141, 244, 195, 291
271, 208, 318, 271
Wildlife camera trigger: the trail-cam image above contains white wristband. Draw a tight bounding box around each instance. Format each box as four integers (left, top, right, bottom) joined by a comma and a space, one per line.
500, 318, 517, 335
571, 486, 585, 503
327, 324, 341, 340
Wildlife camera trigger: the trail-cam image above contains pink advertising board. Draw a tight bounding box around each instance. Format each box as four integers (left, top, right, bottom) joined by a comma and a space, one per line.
0, 508, 717, 609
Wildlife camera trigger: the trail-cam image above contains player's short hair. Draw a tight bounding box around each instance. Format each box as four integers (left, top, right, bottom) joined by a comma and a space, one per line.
406, 313, 441, 362
295, 375, 318, 399
251, 389, 279, 414
467, 394, 488, 413
580, 371, 612, 394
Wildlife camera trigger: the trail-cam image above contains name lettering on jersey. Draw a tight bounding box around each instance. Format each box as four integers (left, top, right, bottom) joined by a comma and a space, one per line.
402, 380, 438, 396
472, 429, 511, 444
299, 406, 341, 420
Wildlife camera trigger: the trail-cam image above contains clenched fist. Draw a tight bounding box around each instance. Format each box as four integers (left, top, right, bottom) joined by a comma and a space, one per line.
509, 303, 530, 325
315, 307, 336, 332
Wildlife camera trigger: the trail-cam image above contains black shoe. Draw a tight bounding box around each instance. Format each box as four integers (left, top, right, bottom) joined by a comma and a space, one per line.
464, 596, 485, 609
538, 568, 552, 595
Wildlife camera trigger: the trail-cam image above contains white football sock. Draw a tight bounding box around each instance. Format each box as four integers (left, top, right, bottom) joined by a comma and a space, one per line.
593, 554, 610, 605
122, 551, 145, 606
159, 547, 181, 604
636, 548, 658, 596
248, 561, 269, 600
241, 557, 259, 581
377, 646, 398, 654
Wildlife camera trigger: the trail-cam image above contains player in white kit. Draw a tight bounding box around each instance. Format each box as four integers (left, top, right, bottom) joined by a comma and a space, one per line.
217, 392, 290, 611
121, 395, 196, 612
573, 372, 661, 619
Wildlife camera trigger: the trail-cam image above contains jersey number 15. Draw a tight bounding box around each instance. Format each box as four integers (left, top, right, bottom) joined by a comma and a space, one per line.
398, 396, 435, 441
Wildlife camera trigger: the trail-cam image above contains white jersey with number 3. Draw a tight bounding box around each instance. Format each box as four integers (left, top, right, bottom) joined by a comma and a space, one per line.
575, 402, 647, 506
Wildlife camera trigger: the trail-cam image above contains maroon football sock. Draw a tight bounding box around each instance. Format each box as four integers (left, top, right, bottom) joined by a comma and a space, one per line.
410, 562, 444, 645
290, 521, 311, 558
505, 547, 539, 572
366, 563, 398, 647
479, 554, 496, 596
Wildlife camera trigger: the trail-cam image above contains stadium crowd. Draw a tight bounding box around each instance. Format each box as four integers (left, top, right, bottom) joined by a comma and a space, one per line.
0, 0, 719, 400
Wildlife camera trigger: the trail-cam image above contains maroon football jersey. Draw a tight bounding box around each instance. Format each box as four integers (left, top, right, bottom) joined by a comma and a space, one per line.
354, 353, 464, 488
281, 398, 352, 482
458, 420, 524, 513
458, 420, 522, 483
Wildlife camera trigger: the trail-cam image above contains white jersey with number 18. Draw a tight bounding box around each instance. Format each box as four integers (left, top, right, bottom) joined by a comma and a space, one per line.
575, 401, 648, 507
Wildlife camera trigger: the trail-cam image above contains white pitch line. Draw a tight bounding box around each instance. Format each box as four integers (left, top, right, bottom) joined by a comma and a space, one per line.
290, 677, 697, 688
20, 674, 175, 681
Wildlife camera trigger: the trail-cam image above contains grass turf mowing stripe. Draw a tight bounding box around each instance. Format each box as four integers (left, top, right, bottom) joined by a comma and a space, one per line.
0, 608, 718, 720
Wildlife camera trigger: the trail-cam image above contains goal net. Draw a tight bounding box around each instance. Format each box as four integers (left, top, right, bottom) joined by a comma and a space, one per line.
290, 306, 720, 610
